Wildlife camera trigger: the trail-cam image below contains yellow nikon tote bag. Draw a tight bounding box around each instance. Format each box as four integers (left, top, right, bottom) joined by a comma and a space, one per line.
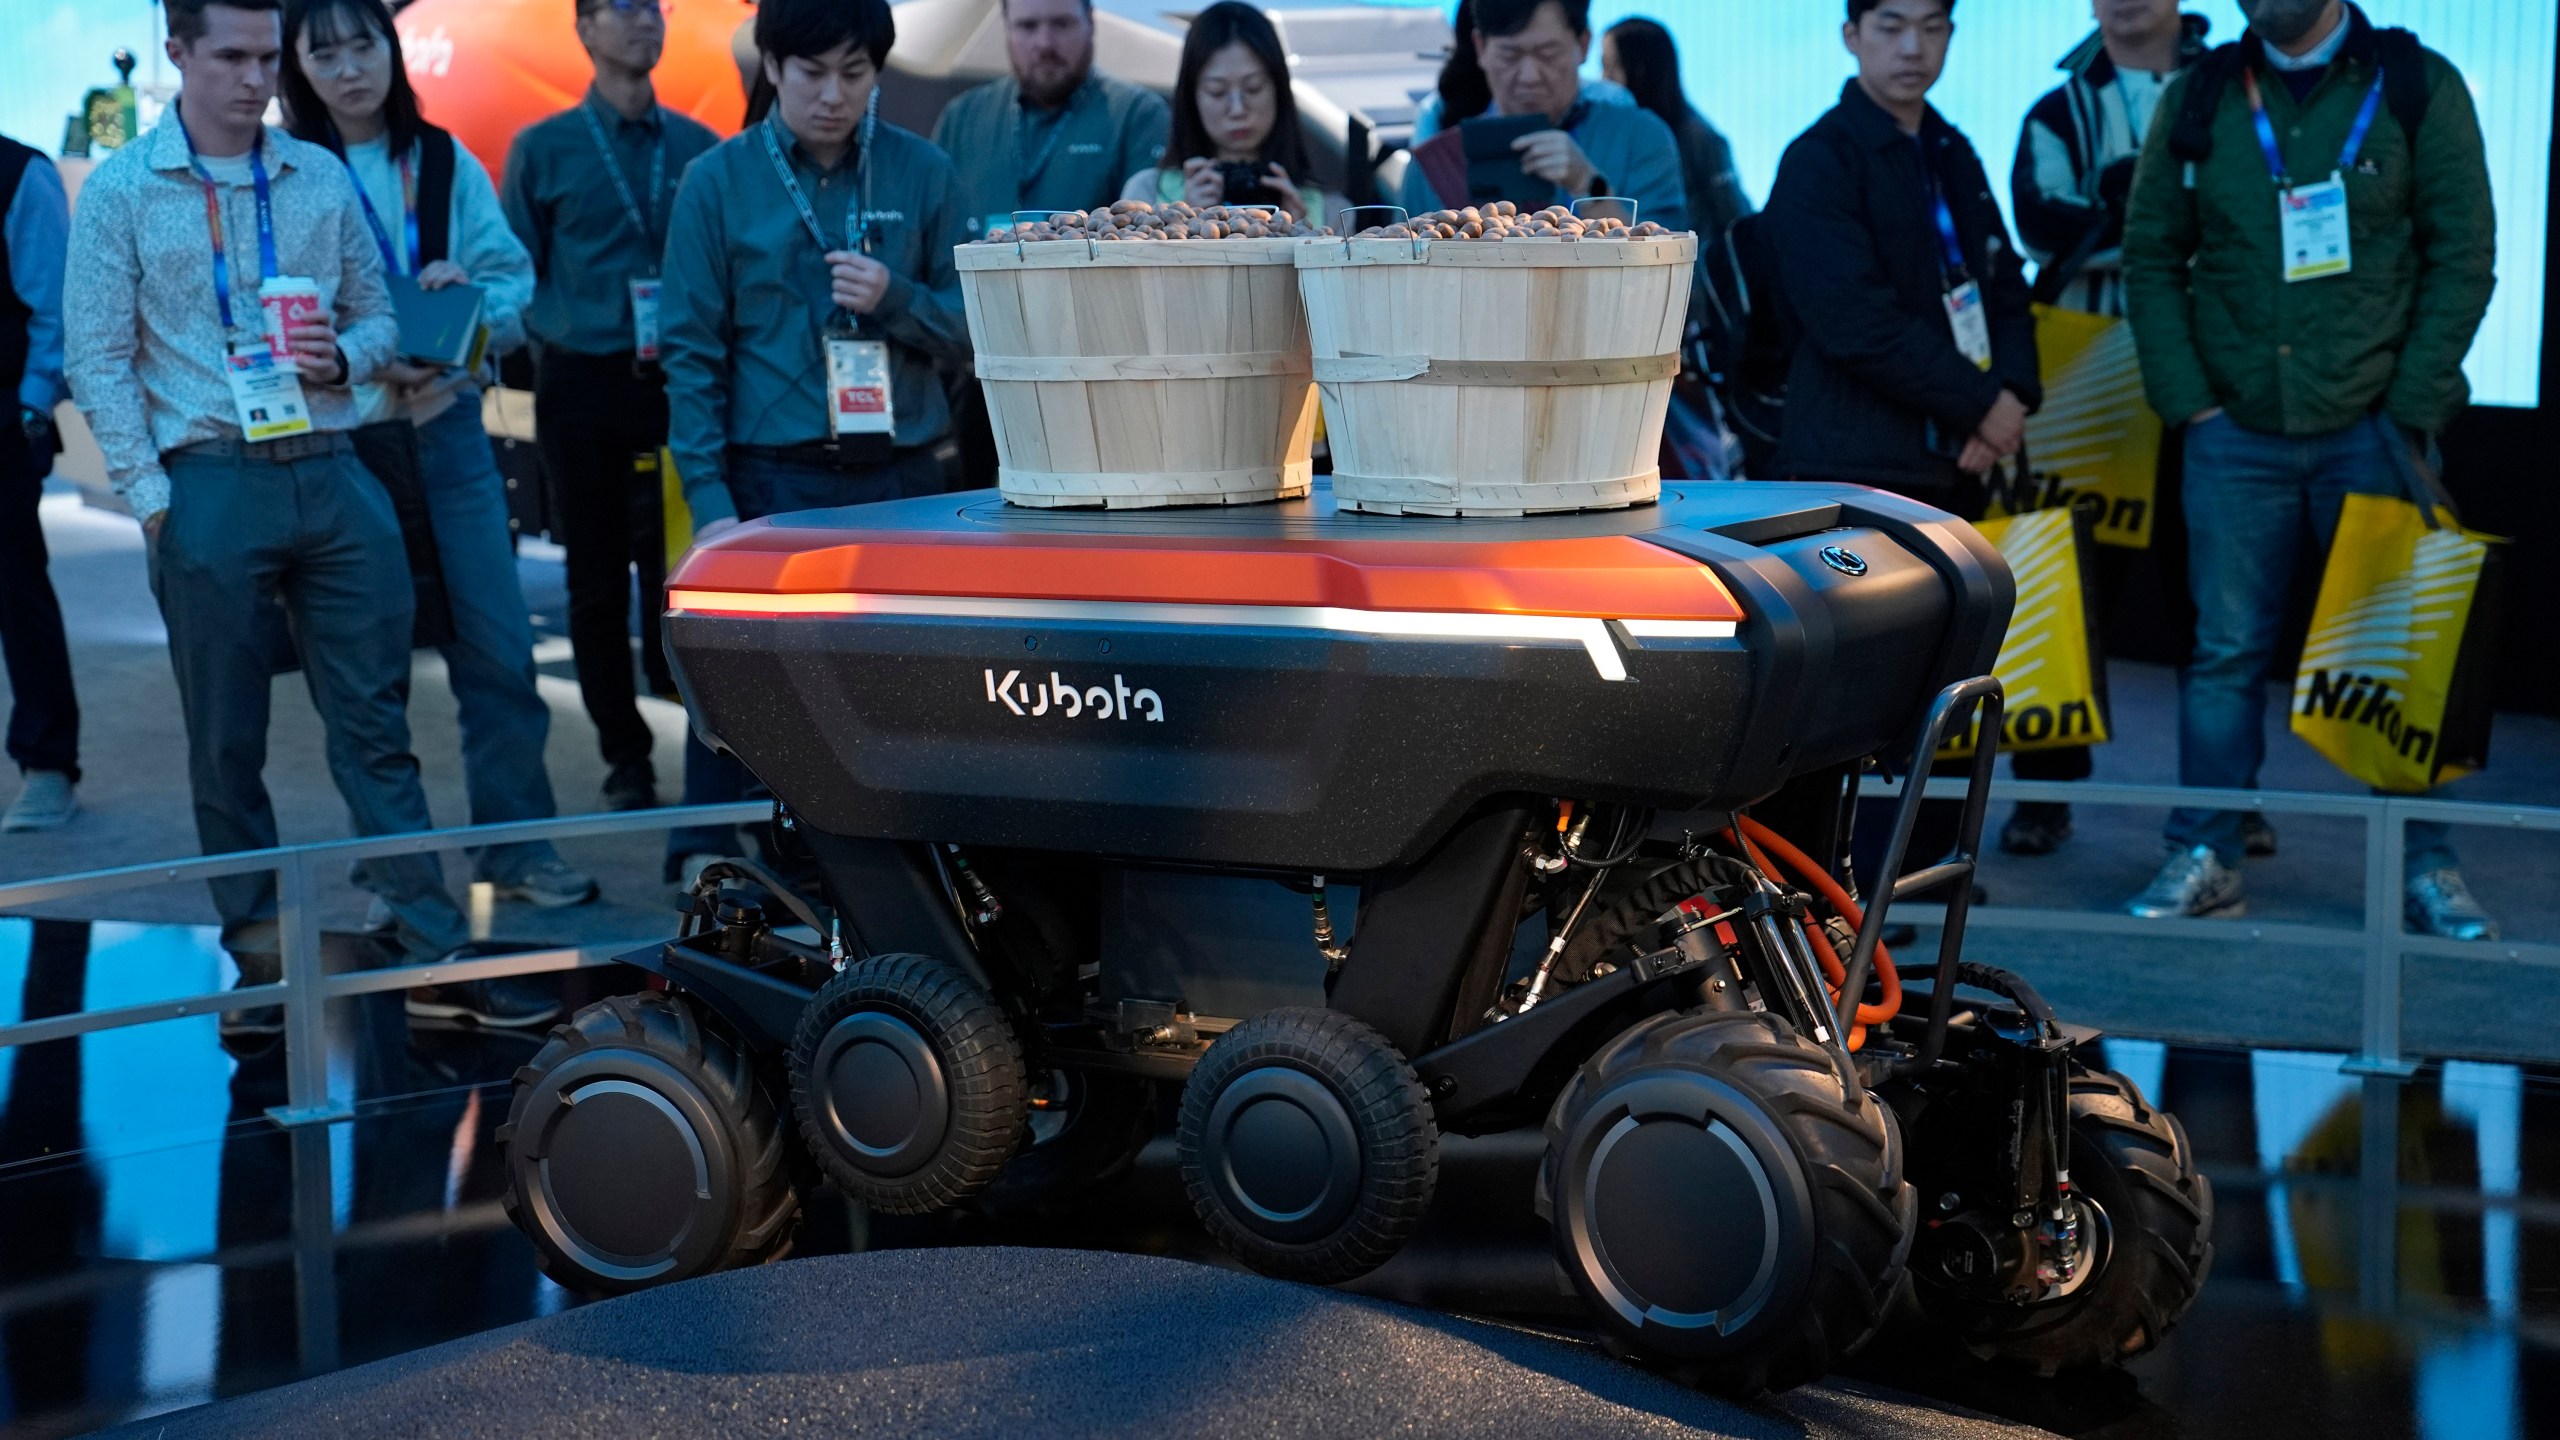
2290, 464, 2505, 792
1981, 305, 2163, 549
1941, 506, 2111, 758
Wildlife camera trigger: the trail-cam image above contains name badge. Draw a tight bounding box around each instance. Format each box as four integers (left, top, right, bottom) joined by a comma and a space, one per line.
225, 340, 314, 442
630, 278, 664, 361
1943, 280, 1993, 371
826, 336, 895, 438
2280, 173, 2352, 283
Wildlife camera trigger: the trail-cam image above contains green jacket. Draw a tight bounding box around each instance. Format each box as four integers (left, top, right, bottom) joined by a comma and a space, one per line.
2121, 15, 2494, 436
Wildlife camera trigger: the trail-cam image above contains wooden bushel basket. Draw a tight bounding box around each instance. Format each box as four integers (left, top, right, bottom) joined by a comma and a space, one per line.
1294, 233, 1696, 515
956, 237, 1318, 509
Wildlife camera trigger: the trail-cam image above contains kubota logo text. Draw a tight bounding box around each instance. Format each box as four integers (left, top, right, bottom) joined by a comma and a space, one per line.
985, 669, 1165, 722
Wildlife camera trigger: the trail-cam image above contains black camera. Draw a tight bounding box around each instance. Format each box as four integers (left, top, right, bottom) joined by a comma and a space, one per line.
1216, 161, 1286, 208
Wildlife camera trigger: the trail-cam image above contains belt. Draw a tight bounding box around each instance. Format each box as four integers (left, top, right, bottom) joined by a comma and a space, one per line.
168, 431, 352, 465
732, 439, 901, 471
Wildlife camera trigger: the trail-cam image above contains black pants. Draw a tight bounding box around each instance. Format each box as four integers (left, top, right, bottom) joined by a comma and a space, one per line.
0, 436, 77, 780
534, 350, 672, 773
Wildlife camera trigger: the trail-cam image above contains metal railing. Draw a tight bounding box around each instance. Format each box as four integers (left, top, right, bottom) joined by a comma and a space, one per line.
2, 780, 2556, 1113
0, 802, 770, 1126
1868, 776, 2560, 1076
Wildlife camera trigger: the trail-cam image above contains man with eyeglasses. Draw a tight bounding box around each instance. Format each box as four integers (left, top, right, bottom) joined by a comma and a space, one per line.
1397, 0, 1689, 233
500, 0, 718, 815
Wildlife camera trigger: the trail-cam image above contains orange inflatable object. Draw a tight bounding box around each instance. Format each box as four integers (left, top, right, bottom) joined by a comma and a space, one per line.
393, 0, 756, 183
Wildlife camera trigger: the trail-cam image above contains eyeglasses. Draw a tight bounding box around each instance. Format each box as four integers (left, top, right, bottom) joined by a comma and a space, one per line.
583, 0, 671, 20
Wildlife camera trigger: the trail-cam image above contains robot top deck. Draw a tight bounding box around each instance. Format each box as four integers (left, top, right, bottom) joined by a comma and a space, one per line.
661, 481, 2012, 872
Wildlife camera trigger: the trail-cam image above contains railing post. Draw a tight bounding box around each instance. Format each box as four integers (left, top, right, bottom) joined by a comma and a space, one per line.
2357, 1072, 2403, 1315
268, 848, 354, 1126
288, 1120, 342, 1375
2345, 798, 2418, 1078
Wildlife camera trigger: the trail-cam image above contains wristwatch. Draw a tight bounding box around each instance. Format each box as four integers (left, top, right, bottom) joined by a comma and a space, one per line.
18, 405, 55, 456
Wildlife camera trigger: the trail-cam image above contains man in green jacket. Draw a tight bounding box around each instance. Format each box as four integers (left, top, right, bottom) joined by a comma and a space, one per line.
2120, 0, 2495, 935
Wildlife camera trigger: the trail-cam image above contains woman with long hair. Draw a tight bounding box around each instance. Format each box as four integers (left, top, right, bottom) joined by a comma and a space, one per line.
281, 0, 601, 935
1119, 2, 1328, 222
1600, 16, 1752, 235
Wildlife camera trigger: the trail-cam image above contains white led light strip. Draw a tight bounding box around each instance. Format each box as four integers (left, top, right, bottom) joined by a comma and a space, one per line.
666, 589, 1740, 683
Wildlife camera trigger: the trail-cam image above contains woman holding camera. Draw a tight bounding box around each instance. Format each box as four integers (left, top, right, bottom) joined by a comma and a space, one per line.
1120, 2, 1332, 225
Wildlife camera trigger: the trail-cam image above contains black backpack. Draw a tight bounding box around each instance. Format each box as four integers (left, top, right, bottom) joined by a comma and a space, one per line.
1693, 213, 1795, 478
2168, 27, 2434, 168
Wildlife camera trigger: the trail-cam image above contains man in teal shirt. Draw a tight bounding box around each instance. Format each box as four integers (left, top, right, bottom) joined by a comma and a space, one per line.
932, 0, 1170, 237
658, 0, 972, 880
501, 0, 719, 814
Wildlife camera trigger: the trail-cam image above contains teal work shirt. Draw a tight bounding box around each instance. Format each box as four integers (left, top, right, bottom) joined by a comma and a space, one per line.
1399, 100, 1691, 233
932, 73, 1170, 237
660, 117, 974, 525
500, 88, 719, 356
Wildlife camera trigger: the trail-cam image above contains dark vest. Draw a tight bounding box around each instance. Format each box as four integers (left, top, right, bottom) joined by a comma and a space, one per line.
0, 134, 36, 414
316, 122, 461, 269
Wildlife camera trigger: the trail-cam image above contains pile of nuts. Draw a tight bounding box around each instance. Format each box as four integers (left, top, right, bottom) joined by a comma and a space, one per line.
980, 200, 1330, 242
1351, 202, 1674, 240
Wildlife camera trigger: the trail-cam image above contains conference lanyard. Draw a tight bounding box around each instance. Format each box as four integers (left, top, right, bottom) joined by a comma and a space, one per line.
349, 142, 420, 278
1012, 101, 1072, 203
181, 106, 280, 333
760, 98, 879, 266
2242, 66, 2386, 191
1914, 140, 1969, 281
580, 100, 668, 251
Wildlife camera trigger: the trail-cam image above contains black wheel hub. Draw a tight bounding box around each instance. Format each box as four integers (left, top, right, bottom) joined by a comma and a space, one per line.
513, 1051, 735, 1287
1552, 1072, 1814, 1348
1199, 1065, 1363, 1242
805, 1009, 952, 1180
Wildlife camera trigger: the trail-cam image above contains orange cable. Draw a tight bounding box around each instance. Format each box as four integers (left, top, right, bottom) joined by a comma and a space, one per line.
1734, 816, 1904, 1029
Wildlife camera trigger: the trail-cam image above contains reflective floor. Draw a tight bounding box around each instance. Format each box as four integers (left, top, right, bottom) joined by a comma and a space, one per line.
0, 916, 2555, 1438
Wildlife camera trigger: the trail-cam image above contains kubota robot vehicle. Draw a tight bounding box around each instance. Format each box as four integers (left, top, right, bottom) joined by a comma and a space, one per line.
499, 480, 2212, 1393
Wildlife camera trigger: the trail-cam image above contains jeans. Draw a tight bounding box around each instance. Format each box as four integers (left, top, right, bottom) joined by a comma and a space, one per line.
152, 442, 467, 968
413, 394, 566, 884
534, 351, 671, 775
2167, 412, 2454, 875
0, 435, 78, 780
665, 446, 946, 869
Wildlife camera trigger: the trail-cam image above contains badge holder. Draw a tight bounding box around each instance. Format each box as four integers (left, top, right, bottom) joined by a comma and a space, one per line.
630, 277, 664, 364
2280, 174, 2353, 284
1943, 281, 1994, 371
226, 332, 314, 442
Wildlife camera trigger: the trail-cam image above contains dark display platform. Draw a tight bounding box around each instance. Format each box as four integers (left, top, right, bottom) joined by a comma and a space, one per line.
108, 1248, 2041, 1440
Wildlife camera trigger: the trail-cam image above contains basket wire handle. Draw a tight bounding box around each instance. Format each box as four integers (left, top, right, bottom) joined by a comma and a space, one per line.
1570, 195, 1640, 230
1007, 208, 1075, 262
1334, 204, 1421, 260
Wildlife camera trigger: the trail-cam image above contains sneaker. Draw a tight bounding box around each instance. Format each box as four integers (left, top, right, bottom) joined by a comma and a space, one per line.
489, 855, 601, 909
2242, 813, 2278, 859
601, 762, 658, 813
2000, 802, 2073, 856
2127, 844, 2245, 919
2406, 869, 2498, 942
1, 771, 77, 832
219, 1005, 286, 1056
406, 974, 563, 1029
361, 896, 397, 934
